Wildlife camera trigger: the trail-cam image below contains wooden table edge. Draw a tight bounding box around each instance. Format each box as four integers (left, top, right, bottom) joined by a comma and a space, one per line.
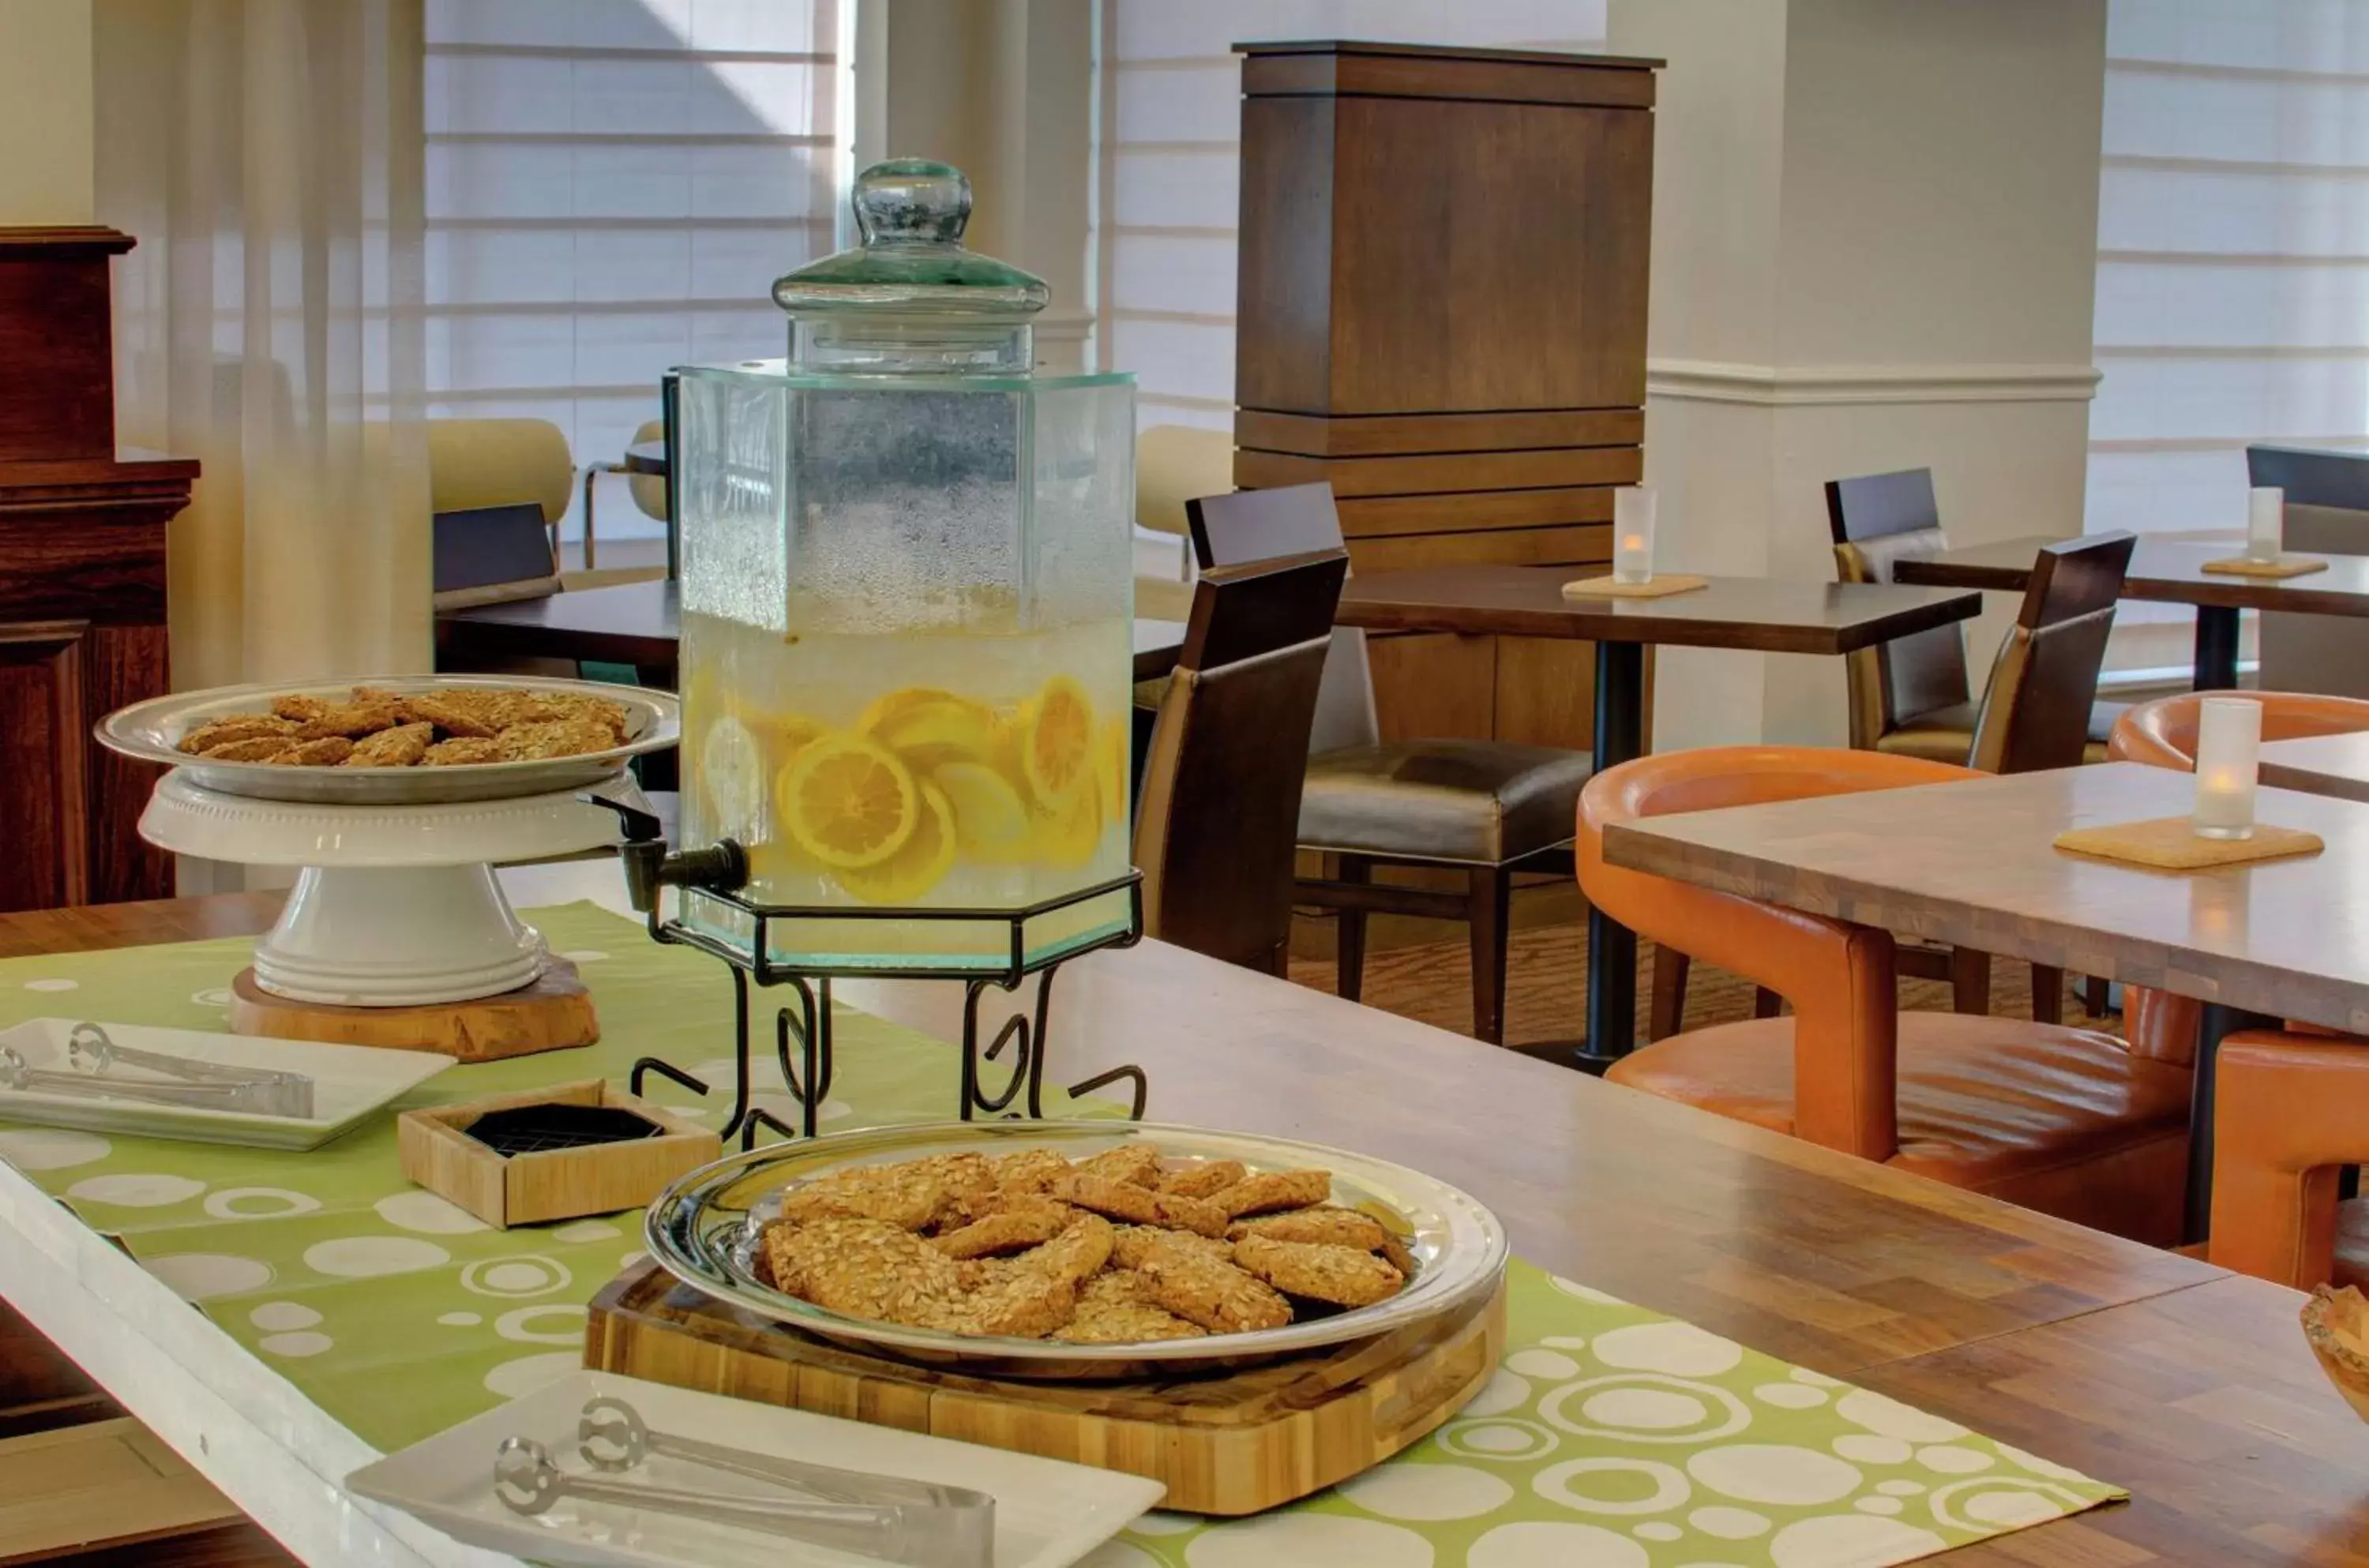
1335, 585, 1982, 652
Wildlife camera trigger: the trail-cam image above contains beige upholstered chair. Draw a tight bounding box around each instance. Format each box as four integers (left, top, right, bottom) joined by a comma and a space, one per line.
580, 417, 671, 576
1132, 425, 1233, 623
426, 418, 573, 543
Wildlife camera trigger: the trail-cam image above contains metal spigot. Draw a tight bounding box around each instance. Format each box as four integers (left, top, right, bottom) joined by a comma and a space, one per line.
578, 789, 749, 912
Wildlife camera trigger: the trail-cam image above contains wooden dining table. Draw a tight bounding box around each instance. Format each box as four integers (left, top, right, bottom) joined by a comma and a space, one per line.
1601, 760, 2369, 1240
1334, 564, 1984, 1069
0, 866, 2362, 1564
2262, 730, 2369, 804
1890, 533, 2369, 691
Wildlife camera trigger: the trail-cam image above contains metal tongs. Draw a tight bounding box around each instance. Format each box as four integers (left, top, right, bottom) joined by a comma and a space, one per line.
0, 1023, 314, 1120
492, 1395, 995, 1568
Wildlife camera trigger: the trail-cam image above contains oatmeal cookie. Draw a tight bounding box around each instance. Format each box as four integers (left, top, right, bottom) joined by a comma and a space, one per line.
1055, 1270, 1205, 1343
269, 693, 332, 724
179, 715, 298, 754
1053, 1173, 1230, 1237
776, 1166, 948, 1232
1020, 1212, 1116, 1284
1227, 1205, 1387, 1252
199, 736, 296, 763
270, 736, 355, 766
296, 699, 404, 739
1136, 1244, 1291, 1334
1213, 1169, 1332, 1218
764, 1217, 968, 1327
931, 1199, 1073, 1260
422, 736, 503, 766
494, 716, 617, 760
400, 693, 502, 738
1073, 1143, 1164, 1188
1112, 1225, 1233, 1271
940, 1268, 1078, 1338
1159, 1159, 1246, 1199
344, 721, 435, 767
1232, 1233, 1404, 1307
987, 1148, 1074, 1196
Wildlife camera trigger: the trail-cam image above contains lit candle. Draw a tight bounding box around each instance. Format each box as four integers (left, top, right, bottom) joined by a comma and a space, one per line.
2191, 696, 2262, 840
2247, 485, 2284, 563
1613, 486, 1657, 586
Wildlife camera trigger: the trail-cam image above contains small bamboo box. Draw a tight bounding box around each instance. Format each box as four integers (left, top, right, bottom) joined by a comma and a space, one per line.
397, 1080, 720, 1229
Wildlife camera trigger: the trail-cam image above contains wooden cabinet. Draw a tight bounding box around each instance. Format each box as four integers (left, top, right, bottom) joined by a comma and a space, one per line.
0, 228, 195, 912
1232, 42, 1657, 748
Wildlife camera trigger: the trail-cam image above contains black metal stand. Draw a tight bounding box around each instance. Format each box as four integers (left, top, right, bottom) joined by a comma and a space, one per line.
625, 872, 1151, 1150
2193, 605, 2241, 691
2183, 1000, 2281, 1243
1576, 639, 1647, 1075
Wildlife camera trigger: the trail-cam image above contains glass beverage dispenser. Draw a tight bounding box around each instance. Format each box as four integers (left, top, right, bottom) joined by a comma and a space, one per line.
674, 160, 1137, 971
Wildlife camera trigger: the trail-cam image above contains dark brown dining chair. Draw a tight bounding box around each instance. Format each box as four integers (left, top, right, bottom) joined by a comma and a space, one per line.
1135, 548, 1349, 975
1184, 484, 1594, 1043
1650, 530, 2136, 1037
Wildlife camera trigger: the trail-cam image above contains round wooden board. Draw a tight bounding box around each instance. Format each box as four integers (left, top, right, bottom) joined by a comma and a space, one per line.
229, 959, 598, 1061
586, 1259, 1507, 1516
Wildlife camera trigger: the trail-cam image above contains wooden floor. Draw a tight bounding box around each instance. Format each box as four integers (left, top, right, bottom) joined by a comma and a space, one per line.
1286, 909, 2102, 1046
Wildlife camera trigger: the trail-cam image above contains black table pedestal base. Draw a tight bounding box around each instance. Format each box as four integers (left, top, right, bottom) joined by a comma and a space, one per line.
2193, 605, 2241, 691
1574, 640, 1646, 1074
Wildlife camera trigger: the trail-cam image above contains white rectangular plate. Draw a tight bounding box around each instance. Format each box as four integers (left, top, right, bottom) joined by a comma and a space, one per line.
346, 1371, 1166, 1568
0, 1019, 453, 1150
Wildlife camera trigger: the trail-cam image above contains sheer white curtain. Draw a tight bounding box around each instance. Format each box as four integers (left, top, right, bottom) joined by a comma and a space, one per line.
2089, 0, 2369, 668
1091, 0, 1607, 430
424, 0, 842, 552
97, 0, 431, 690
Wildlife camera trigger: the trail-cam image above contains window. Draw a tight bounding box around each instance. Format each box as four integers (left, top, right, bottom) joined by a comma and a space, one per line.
423, 0, 846, 549
1091, 0, 1607, 431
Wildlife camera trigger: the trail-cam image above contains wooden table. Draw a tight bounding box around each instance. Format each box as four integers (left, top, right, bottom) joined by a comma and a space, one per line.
1601, 760, 2369, 1237
0, 869, 2363, 1564
2262, 731, 2369, 804
437, 578, 1192, 686
1335, 564, 1983, 1067
1890, 533, 2369, 691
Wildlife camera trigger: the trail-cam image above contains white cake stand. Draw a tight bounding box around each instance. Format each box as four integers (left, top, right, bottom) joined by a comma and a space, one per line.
141, 770, 630, 1007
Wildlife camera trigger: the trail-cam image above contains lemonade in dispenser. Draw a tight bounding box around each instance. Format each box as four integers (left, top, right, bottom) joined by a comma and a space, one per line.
673, 159, 1136, 970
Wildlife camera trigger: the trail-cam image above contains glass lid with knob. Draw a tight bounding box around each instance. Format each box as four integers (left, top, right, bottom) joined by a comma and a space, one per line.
772, 159, 1050, 373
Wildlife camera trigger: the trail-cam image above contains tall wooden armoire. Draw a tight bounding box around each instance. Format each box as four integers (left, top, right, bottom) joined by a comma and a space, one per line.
0, 227, 194, 911
1232, 41, 1658, 750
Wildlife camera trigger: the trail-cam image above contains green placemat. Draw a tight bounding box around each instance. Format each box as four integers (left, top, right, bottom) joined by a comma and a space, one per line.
0, 903, 2121, 1566
0, 902, 1106, 1450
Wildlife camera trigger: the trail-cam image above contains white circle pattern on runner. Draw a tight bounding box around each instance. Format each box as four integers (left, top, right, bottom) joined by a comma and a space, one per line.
1997, 1442, 2088, 1480
260, 1331, 333, 1358
1546, 1276, 1624, 1306
462, 1255, 573, 1298
67, 1173, 203, 1208
1633, 1521, 1682, 1541
1504, 1348, 1579, 1379
147, 1254, 271, 1300
1075, 1544, 1162, 1568
482, 1352, 580, 1399
0, 1129, 110, 1170
1336, 1463, 1512, 1521
559, 950, 610, 962
1532, 1457, 1691, 1515
1917, 1444, 1994, 1474
205, 1187, 321, 1220
1685, 1445, 1863, 1506
190, 988, 234, 1007
1877, 1479, 1925, 1495
1831, 1434, 1911, 1465
374, 1191, 490, 1235
1834, 1388, 1969, 1442
249, 1302, 321, 1332
22, 978, 77, 992
1582, 1387, 1709, 1430
496, 1304, 590, 1345
1183, 1513, 1434, 1568
1457, 1368, 1531, 1417
1588, 1322, 1744, 1377
1768, 1514, 1946, 1568
305, 1236, 451, 1278
1539, 1375, 1751, 1444
1926, 1476, 2087, 1532
1856, 1495, 1904, 1514
1752, 1382, 1826, 1409
1123, 1512, 1198, 1536
438, 1311, 482, 1327
1436, 1419, 1558, 1462
1541, 1335, 1590, 1351
1468, 1520, 1647, 1568
552, 1220, 621, 1244
1687, 1506, 1770, 1540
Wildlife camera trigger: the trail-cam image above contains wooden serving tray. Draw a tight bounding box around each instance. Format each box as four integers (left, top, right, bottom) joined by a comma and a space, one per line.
585, 1260, 1506, 1516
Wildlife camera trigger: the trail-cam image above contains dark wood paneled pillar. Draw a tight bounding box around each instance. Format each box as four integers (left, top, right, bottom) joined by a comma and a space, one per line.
1232, 42, 1658, 749
0, 228, 196, 911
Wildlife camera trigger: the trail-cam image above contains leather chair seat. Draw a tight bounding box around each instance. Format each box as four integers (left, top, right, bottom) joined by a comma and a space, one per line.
1297, 741, 1594, 865
1876, 699, 2123, 766
2335, 1200, 2369, 1291
1607, 1011, 2193, 1244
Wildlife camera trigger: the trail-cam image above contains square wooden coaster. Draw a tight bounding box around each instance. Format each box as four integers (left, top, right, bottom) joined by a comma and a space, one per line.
398, 1079, 719, 1228
2053, 816, 2324, 870
2199, 553, 2328, 579
1561, 572, 1708, 599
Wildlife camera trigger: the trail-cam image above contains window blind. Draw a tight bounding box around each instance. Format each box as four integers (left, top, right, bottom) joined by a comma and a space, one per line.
424, 0, 843, 547
1091, 0, 1608, 431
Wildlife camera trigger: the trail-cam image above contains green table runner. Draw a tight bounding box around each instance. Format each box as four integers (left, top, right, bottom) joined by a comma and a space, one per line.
0, 903, 2119, 1567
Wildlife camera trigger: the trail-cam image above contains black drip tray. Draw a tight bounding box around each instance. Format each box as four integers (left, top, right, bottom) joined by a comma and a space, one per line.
464, 1102, 664, 1158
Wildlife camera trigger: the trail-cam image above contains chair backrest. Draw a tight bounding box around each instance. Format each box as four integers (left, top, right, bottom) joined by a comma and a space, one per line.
1136, 425, 1238, 538
1134, 549, 1347, 973
431, 503, 561, 610
2108, 689, 2369, 770
426, 417, 574, 524
2249, 445, 2369, 699
626, 417, 668, 523
1966, 531, 2134, 774
1184, 482, 1378, 753
1824, 468, 1969, 747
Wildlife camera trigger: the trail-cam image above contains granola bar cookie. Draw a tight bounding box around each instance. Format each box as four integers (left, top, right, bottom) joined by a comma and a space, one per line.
987, 1148, 1074, 1196
776, 1166, 948, 1232
1055, 1270, 1205, 1344
1233, 1233, 1405, 1308
1026, 1212, 1117, 1285
931, 1198, 1073, 1260
179, 715, 298, 754
297, 700, 404, 739
764, 1217, 968, 1327
1214, 1169, 1332, 1219
400, 693, 502, 738
1053, 1173, 1229, 1238
270, 736, 355, 766
1074, 1144, 1163, 1187
270, 693, 332, 724
200, 736, 296, 763
494, 716, 616, 760
344, 721, 434, 767
940, 1268, 1078, 1338
536, 691, 630, 742
1112, 1225, 1233, 1271
422, 736, 503, 766
1159, 1159, 1246, 1199
1136, 1244, 1291, 1334
1228, 1205, 1387, 1252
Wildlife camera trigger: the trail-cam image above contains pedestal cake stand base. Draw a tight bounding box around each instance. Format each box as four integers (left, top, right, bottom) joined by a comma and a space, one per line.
229, 959, 599, 1060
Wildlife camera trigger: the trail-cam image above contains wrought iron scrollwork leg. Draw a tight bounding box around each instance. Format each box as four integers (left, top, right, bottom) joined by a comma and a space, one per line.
774, 976, 833, 1138
959, 961, 1145, 1122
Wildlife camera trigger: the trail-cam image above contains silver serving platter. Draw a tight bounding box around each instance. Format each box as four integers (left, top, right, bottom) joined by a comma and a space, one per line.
644, 1120, 1508, 1382
98, 675, 680, 806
